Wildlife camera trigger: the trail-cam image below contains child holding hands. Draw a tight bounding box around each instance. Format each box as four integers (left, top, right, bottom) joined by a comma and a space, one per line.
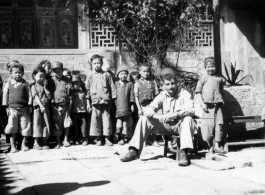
3, 62, 32, 152
195, 57, 226, 154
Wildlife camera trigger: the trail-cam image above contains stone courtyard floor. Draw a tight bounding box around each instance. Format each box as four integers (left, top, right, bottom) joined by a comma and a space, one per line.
1, 141, 265, 195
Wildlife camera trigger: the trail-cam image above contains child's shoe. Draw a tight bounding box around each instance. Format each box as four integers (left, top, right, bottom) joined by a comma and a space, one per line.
33, 144, 42, 150
42, 145, 50, 150
118, 139, 125, 145
95, 140, 103, 146
62, 141, 71, 147
105, 138, 113, 146
82, 140, 89, 146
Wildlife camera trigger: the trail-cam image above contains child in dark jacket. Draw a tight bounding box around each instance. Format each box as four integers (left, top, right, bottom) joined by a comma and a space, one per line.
71, 75, 89, 146
48, 61, 72, 149
115, 66, 135, 145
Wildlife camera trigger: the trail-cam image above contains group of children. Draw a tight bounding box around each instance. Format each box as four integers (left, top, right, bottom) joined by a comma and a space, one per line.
1, 54, 226, 154
1, 54, 162, 153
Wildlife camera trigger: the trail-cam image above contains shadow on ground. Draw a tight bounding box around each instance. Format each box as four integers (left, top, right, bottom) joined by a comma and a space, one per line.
17, 181, 111, 195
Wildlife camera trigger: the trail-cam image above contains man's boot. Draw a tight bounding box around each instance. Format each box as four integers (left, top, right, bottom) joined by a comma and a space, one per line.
120, 147, 139, 162
178, 149, 189, 166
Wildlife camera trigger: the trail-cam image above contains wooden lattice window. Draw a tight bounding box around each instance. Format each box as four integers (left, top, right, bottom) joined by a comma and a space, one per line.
0, 0, 78, 49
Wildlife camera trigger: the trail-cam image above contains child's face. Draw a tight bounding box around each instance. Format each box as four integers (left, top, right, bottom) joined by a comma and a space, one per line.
63, 70, 71, 79
52, 68, 63, 79
118, 71, 128, 82
11, 67, 23, 81
163, 78, 177, 96
139, 66, 150, 79
34, 72, 46, 84
206, 62, 216, 75
73, 81, 81, 90
91, 58, 103, 72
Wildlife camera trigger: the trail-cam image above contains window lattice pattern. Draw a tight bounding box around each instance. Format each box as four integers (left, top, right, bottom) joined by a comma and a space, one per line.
38, 0, 54, 8
91, 23, 117, 48
0, 0, 12, 7
192, 24, 213, 47
58, 0, 67, 8
18, 0, 33, 7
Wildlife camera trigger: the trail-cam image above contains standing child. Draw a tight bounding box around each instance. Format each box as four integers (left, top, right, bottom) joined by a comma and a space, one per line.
48, 61, 72, 149
2, 62, 32, 152
71, 75, 89, 146
115, 66, 135, 145
85, 54, 116, 146
134, 64, 160, 146
31, 67, 51, 150
37, 60, 52, 80
195, 57, 226, 154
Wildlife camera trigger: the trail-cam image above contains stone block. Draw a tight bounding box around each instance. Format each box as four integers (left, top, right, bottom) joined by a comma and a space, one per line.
10, 55, 36, 63
0, 55, 10, 62
192, 159, 234, 171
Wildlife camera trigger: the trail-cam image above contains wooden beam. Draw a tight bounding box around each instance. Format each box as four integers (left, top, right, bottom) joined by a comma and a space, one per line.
213, 0, 222, 75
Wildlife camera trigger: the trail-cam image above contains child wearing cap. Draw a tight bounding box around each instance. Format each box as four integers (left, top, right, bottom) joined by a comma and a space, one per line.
2, 62, 32, 153
134, 64, 160, 147
195, 57, 226, 154
71, 75, 89, 145
114, 66, 135, 145
48, 61, 72, 149
85, 54, 116, 146
31, 67, 51, 150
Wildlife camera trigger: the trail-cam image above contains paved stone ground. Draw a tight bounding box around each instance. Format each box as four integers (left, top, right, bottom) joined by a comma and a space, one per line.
1, 142, 265, 195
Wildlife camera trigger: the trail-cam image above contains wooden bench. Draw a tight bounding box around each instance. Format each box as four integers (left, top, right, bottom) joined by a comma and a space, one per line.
224, 115, 265, 152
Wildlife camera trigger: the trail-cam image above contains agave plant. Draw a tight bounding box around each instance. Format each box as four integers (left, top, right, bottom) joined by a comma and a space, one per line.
222, 62, 253, 86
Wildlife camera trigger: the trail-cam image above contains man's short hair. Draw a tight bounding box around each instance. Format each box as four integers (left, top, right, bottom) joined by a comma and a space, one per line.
90, 54, 103, 64
138, 64, 150, 71
161, 74, 177, 82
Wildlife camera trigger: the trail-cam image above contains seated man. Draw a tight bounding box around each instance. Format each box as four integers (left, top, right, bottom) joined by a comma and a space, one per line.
120, 68, 197, 166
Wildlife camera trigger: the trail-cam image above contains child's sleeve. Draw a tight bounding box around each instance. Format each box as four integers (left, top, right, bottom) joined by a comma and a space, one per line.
134, 82, 140, 98
107, 73, 116, 99
85, 73, 91, 100
154, 80, 159, 96
47, 79, 55, 103
2, 81, 9, 106
25, 81, 32, 105
195, 75, 205, 94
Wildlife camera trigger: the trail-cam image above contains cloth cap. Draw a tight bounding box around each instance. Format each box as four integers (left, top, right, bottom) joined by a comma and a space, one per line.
9, 62, 24, 72
71, 75, 81, 82
159, 67, 175, 77
116, 66, 129, 76
51, 62, 63, 69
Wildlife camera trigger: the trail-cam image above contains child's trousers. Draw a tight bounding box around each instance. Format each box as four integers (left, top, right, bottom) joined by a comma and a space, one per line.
116, 115, 133, 137
72, 113, 88, 140
33, 105, 50, 138
90, 104, 112, 136
52, 104, 70, 137
200, 103, 223, 142
5, 107, 31, 136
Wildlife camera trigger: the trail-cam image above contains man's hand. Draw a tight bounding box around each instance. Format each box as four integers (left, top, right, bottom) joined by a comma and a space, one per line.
162, 113, 177, 123
144, 109, 155, 118
178, 111, 194, 118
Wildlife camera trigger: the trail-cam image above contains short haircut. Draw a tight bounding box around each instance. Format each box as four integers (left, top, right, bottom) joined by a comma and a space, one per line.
161, 74, 177, 82
204, 57, 216, 68
38, 60, 51, 68
10, 62, 24, 73
138, 64, 150, 71
32, 67, 46, 79
90, 54, 103, 64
